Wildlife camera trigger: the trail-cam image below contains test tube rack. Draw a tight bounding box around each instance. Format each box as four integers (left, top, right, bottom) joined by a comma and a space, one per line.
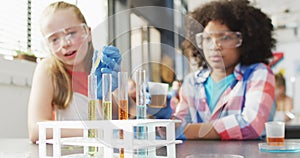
38, 119, 182, 158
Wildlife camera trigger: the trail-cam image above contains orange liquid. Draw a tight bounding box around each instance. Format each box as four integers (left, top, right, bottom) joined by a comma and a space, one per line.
118, 100, 127, 158
118, 100, 128, 120
119, 129, 124, 139
267, 137, 285, 146
120, 148, 124, 158
119, 130, 124, 158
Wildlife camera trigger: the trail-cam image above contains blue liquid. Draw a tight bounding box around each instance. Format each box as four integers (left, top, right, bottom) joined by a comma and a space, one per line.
137, 149, 147, 158
136, 105, 147, 119
136, 105, 147, 157
135, 126, 147, 140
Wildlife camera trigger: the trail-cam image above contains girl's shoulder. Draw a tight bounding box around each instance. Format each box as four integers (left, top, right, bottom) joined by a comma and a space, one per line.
36, 57, 51, 68
239, 63, 274, 84
33, 57, 53, 80
239, 63, 273, 76
241, 63, 271, 72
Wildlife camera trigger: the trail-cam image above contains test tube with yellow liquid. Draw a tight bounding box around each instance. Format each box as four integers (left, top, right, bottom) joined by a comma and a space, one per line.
102, 73, 112, 120
88, 73, 97, 156
118, 72, 128, 158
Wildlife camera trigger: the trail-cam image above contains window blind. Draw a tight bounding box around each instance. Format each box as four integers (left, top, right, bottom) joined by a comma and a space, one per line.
0, 0, 77, 58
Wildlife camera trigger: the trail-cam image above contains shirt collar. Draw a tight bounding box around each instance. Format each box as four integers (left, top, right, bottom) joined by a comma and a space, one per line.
194, 67, 210, 84
234, 63, 262, 81
194, 63, 247, 84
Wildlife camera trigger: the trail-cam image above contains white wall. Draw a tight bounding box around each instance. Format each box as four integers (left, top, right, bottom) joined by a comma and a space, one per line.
0, 57, 36, 138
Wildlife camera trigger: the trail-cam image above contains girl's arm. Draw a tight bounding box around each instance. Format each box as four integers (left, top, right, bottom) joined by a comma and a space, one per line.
28, 59, 54, 142
27, 59, 82, 143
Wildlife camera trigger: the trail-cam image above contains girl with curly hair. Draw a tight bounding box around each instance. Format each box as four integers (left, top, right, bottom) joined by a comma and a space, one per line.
172, 0, 276, 140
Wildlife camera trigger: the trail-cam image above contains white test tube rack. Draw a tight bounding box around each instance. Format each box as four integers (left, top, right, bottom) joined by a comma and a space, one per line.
38, 119, 182, 158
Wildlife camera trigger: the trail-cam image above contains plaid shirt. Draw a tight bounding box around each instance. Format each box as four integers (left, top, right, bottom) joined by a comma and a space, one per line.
173, 63, 275, 140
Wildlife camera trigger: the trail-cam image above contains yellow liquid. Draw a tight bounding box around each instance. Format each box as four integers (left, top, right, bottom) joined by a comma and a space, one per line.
103, 101, 112, 120
88, 100, 97, 156
88, 100, 97, 120
88, 129, 97, 156
120, 148, 124, 158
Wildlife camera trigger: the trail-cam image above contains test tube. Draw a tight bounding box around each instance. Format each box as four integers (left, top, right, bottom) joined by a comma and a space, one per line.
118, 72, 129, 120
118, 72, 128, 158
88, 73, 97, 156
135, 69, 147, 157
102, 73, 112, 120
136, 69, 147, 119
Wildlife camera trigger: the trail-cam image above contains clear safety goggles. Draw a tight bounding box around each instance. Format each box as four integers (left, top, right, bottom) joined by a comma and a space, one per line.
195, 31, 242, 49
44, 23, 89, 52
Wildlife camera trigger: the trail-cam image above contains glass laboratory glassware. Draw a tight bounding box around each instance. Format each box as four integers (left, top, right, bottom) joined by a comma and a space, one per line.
118, 72, 129, 120
88, 73, 97, 156
118, 71, 128, 158
102, 73, 112, 120
135, 69, 147, 157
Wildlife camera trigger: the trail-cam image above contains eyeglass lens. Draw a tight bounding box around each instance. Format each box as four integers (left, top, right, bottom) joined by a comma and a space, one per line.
196, 32, 242, 49
45, 24, 88, 52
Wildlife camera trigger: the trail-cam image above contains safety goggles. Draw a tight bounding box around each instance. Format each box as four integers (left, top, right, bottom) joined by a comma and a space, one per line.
195, 31, 242, 49
44, 23, 89, 52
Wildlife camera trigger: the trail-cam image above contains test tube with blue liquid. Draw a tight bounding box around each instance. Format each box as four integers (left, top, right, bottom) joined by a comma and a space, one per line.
135, 69, 147, 157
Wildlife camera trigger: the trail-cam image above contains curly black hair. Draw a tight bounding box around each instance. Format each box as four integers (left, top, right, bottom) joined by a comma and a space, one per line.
185, 0, 276, 66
